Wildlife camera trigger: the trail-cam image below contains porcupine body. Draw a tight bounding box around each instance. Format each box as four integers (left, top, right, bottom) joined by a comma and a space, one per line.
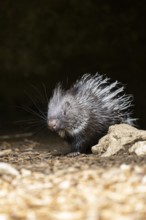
47, 73, 136, 156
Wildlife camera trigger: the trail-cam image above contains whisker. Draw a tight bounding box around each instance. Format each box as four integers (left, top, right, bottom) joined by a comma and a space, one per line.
30, 84, 45, 102
24, 92, 47, 120
21, 105, 46, 121
30, 124, 48, 139
16, 84, 50, 139
13, 119, 46, 126
41, 82, 49, 103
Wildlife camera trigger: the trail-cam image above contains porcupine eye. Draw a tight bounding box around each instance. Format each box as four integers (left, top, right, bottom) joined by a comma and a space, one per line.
63, 110, 66, 116
63, 101, 70, 116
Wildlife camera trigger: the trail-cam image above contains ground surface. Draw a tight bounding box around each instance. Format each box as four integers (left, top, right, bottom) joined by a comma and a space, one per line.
0, 135, 146, 220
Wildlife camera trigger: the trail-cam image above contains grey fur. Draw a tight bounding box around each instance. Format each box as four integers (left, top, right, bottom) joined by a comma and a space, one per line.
47, 73, 136, 154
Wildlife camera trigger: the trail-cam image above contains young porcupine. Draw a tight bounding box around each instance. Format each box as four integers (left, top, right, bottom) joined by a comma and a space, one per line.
47, 73, 136, 156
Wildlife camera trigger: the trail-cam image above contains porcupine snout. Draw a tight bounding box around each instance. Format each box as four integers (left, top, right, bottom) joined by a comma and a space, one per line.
48, 119, 59, 131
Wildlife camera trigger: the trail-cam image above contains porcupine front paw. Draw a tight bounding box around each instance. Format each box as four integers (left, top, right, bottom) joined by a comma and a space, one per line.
67, 151, 81, 157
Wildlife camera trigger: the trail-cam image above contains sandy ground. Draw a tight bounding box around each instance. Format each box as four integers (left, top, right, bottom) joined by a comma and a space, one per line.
0, 135, 146, 220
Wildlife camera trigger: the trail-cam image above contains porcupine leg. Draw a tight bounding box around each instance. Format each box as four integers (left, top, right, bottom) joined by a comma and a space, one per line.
67, 151, 80, 157
67, 136, 83, 157
67, 143, 81, 157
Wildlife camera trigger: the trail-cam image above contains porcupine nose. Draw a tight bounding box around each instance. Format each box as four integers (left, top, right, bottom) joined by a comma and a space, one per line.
48, 119, 58, 131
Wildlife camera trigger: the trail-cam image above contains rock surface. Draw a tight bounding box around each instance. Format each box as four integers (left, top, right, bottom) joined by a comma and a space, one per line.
92, 124, 146, 157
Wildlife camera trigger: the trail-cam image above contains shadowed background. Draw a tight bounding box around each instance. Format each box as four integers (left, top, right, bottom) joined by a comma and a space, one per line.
0, 0, 145, 135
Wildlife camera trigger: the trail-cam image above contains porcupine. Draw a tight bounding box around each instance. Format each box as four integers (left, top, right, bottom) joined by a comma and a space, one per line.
47, 73, 136, 156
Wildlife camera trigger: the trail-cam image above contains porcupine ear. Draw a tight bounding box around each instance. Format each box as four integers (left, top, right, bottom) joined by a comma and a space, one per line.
63, 101, 70, 116
65, 101, 70, 107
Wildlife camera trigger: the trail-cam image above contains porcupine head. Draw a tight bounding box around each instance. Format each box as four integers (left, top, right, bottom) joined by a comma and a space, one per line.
47, 83, 88, 140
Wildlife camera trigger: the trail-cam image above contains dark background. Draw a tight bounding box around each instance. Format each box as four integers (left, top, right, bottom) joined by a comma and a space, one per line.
0, 0, 146, 135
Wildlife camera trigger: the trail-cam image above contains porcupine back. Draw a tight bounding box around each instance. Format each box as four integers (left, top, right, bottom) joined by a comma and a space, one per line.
73, 74, 134, 122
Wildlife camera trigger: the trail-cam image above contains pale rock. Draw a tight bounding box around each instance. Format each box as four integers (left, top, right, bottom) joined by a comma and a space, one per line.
91, 124, 146, 157
0, 162, 19, 176
129, 141, 146, 156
